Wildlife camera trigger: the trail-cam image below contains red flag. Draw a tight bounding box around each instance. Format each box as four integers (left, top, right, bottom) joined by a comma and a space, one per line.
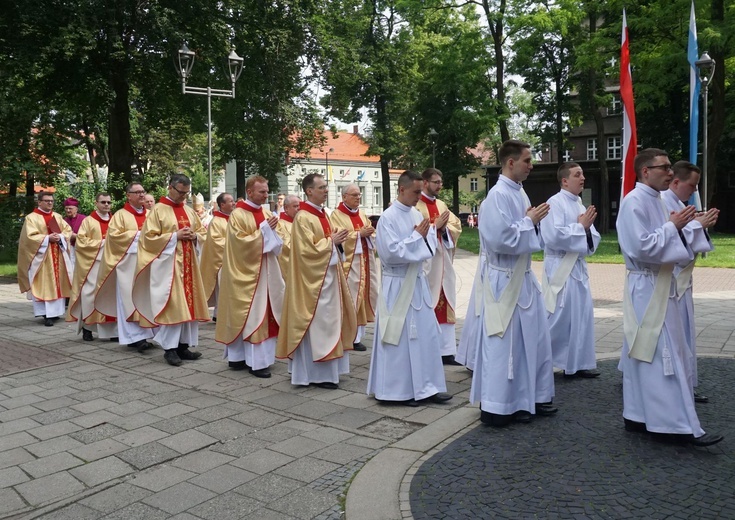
620, 10, 637, 198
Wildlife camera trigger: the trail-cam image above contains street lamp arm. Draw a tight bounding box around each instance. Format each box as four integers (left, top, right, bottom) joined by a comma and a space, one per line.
182, 86, 237, 98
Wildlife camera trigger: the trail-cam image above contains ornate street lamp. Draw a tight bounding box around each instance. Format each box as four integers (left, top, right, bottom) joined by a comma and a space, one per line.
695, 51, 716, 210
428, 128, 438, 168
174, 43, 244, 202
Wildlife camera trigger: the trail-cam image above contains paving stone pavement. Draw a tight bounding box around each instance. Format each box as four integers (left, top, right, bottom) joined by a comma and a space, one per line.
1, 250, 734, 519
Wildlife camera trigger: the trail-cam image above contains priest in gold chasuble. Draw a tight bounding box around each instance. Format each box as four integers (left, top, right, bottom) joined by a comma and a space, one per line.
329, 184, 378, 352
215, 177, 285, 378
67, 193, 117, 341
416, 168, 463, 365
200, 192, 235, 320
276, 174, 356, 389
17, 191, 73, 326
275, 194, 300, 281
132, 174, 209, 366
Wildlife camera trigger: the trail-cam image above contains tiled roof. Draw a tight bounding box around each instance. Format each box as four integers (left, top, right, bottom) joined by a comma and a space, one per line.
292, 131, 379, 164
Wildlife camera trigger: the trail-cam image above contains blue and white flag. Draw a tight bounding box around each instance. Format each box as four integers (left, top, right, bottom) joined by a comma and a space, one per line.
688, 1, 702, 208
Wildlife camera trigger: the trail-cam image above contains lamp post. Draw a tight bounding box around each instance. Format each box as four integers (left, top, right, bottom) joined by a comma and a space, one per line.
428, 128, 438, 168
695, 51, 716, 210
325, 147, 334, 207
175, 43, 244, 203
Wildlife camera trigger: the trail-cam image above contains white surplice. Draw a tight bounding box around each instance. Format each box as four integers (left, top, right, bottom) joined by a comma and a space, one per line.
661, 189, 713, 389
540, 189, 601, 374
458, 175, 554, 416
617, 182, 704, 436
366, 201, 446, 401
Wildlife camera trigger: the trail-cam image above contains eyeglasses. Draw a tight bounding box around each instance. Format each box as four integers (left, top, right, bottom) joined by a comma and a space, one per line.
171, 186, 191, 196
39, 199, 54, 203
98, 201, 112, 204
127, 190, 146, 195
429, 180, 443, 185
646, 164, 673, 171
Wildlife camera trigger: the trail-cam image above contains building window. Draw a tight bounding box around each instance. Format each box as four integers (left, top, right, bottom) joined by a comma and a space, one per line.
609, 95, 622, 115
607, 136, 622, 160
359, 186, 365, 201
470, 178, 478, 192
373, 186, 382, 207
563, 150, 572, 162
587, 139, 597, 161
374, 170, 379, 178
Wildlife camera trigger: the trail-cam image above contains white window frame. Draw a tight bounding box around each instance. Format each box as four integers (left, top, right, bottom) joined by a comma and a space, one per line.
587, 139, 597, 161
607, 136, 622, 160
470, 178, 478, 192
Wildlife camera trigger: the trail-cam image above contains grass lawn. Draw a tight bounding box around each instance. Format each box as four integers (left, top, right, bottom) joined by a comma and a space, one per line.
457, 228, 735, 268
0, 250, 17, 278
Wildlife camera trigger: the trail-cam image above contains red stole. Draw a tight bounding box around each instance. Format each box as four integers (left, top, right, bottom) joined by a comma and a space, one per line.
336, 203, 372, 309
236, 200, 265, 225
158, 197, 195, 319
89, 212, 111, 238
212, 210, 230, 221
419, 195, 449, 323
123, 203, 147, 230
33, 209, 62, 297
299, 202, 331, 237
279, 213, 294, 223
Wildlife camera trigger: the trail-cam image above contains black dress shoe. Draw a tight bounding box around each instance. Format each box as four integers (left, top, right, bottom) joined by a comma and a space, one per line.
480, 410, 512, 427
110, 337, 119, 342
177, 345, 202, 360
426, 392, 453, 404
164, 350, 182, 366
229, 360, 249, 371
694, 391, 709, 403
577, 368, 601, 378
82, 329, 94, 341
44, 318, 54, 327
249, 367, 272, 378
212, 316, 217, 322
442, 355, 462, 366
131, 340, 154, 353
313, 382, 339, 390
513, 411, 532, 424
624, 418, 648, 433
535, 403, 558, 416
377, 398, 420, 407
690, 432, 724, 447
352, 342, 367, 351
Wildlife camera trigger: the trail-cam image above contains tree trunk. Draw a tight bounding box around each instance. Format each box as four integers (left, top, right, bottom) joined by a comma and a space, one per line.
706, 0, 725, 208
236, 160, 246, 200
82, 119, 98, 183
107, 71, 134, 187
484, 0, 509, 142
555, 75, 564, 166
593, 109, 610, 233
380, 159, 391, 209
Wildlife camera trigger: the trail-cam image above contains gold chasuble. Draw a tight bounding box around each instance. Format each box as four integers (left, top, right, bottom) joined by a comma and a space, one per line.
132, 198, 209, 326
329, 203, 378, 327
67, 212, 115, 329
416, 195, 462, 324
215, 202, 284, 346
275, 214, 293, 281
94, 203, 147, 322
200, 211, 230, 305
276, 203, 356, 362
17, 210, 73, 300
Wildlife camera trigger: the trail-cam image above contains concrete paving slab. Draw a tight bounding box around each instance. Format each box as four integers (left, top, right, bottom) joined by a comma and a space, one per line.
116, 441, 181, 470
187, 492, 263, 520
187, 464, 258, 493
15, 471, 86, 506
230, 449, 295, 475
141, 481, 217, 514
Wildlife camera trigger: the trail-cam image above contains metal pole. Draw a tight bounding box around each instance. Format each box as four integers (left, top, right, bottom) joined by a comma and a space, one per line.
207, 87, 213, 204
702, 83, 709, 211
432, 141, 436, 168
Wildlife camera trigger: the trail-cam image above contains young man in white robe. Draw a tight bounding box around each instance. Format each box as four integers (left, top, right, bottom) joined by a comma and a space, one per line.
367, 170, 452, 407
661, 160, 718, 403
617, 148, 721, 447
540, 162, 601, 378
458, 139, 556, 427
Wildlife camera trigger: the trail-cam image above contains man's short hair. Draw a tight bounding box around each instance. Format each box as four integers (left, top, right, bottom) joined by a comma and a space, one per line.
169, 173, 191, 187
95, 192, 111, 201
125, 182, 143, 193
672, 160, 701, 182
398, 170, 422, 188
216, 192, 232, 207
37, 191, 54, 201
633, 148, 668, 179
557, 162, 581, 184
341, 183, 360, 197
245, 175, 268, 191
498, 140, 531, 166
421, 168, 442, 182
302, 173, 323, 191
284, 194, 300, 205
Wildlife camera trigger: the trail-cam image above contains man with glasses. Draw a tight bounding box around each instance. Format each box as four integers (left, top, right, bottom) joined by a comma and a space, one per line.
276, 174, 356, 389
68, 193, 117, 341
17, 191, 74, 326
95, 183, 155, 351
200, 192, 235, 322
416, 168, 463, 366
329, 184, 378, 352
132, 174, 209, 366
662, 161, 719, 404
617, 148, 722, 446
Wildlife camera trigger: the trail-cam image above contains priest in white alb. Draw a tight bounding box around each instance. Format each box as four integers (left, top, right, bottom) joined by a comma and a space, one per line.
366, 170, 452, 407
458, 140, 556, 427
540, 162, 601, 378
617, 148, 721, 447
